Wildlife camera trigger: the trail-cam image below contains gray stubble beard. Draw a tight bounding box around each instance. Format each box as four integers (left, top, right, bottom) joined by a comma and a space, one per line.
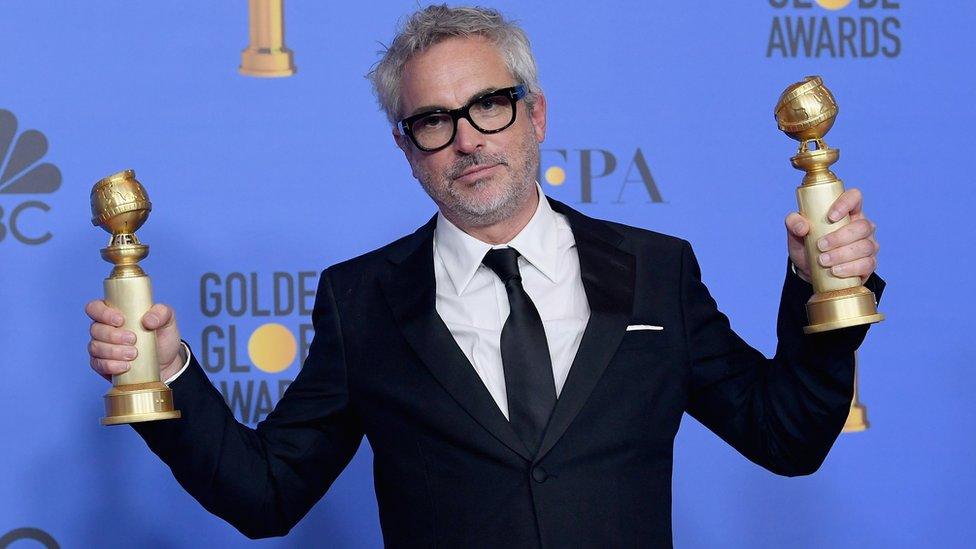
415, 128, 540, 229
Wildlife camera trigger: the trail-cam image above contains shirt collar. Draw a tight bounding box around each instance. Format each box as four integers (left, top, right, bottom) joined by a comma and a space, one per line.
434, 182, 559, 296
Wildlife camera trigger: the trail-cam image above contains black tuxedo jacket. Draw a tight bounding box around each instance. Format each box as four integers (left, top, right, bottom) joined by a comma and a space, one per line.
135, 198, 884, 547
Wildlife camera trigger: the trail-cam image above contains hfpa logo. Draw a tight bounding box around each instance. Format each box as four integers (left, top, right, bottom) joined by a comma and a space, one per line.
539, 148, 663, 204
0, 109, 62, 245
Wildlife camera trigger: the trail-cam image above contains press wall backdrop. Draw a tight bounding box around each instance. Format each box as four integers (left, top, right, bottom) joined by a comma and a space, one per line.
1, 1, 972, 547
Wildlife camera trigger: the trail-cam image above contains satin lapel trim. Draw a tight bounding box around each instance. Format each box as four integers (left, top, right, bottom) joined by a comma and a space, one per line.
380, 219, 532, 462
536, 199, 636, 462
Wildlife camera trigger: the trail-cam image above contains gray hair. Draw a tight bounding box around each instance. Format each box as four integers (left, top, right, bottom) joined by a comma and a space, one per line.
367, 4, 542, 126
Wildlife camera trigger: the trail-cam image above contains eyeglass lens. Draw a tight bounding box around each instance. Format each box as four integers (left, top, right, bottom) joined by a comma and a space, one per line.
410, 94, 515, 150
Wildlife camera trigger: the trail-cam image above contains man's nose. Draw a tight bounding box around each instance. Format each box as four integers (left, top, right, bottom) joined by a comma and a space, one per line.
452, 117, 485, 154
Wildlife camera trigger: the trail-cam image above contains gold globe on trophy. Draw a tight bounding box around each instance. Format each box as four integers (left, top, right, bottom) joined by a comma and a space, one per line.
91, 169, 181, 425
774, 76, 885, 334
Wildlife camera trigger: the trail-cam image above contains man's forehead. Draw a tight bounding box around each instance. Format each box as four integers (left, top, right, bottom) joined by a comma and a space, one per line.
399, 36, 515, 116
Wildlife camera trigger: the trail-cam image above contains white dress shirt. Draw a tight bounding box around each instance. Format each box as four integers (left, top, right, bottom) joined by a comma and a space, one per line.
433, 184, 590, 419
168, 184, 592, 422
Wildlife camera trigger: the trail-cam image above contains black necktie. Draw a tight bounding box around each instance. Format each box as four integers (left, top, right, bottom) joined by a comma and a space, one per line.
482, 247, 557, 455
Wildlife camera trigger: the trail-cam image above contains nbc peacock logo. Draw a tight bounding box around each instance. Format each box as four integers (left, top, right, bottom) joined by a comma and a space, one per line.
0, 109, 61, 245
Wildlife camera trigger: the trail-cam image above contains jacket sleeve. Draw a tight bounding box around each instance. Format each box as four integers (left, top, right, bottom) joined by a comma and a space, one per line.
132, 267, 364, 538
680, 240, 885, 476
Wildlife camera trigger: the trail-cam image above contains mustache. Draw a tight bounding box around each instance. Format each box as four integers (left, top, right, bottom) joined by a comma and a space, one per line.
448, 152, 507, 180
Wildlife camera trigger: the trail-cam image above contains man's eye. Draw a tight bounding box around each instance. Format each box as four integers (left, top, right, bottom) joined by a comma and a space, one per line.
475, 96, 505, 112
418, 116, 445, 129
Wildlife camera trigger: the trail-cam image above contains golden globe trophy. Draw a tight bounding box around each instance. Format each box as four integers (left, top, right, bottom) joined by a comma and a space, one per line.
239, 0, 296, 77
91, 170, 181, 426
774, 76, 885, 334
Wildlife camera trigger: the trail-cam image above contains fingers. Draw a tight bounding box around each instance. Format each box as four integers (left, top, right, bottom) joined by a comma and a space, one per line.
142, 303, 174, 331
784, 212, 810, 238
816, 207, 878, 279
823, 255, 877, 279
817, 218, 875, 252
86, 299, 136, 380
89, 321, 136, 345
817, 238, 879, 274
89, 355, 130, 379
86, 301, 181, 381
89, 338, 137, 362
786, 200, 878, 282
827, 187, 863, 222
84, 299, 124, 327
88, 339, 135, 378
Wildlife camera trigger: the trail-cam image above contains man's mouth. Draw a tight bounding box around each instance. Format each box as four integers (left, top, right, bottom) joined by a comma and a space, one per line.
454, 163, 500, 182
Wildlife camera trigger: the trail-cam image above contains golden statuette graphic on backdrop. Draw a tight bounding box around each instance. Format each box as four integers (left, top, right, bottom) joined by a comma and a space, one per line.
91, 170, 180, 425
843, 353, 869, 433
240, 0, 296, 77
775, 76, 885, 334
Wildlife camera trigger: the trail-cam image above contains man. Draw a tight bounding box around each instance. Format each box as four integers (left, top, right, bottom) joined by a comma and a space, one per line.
85, 5, 884, 546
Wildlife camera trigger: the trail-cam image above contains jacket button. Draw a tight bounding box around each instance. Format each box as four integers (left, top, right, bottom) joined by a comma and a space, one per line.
531, 466, 548, 483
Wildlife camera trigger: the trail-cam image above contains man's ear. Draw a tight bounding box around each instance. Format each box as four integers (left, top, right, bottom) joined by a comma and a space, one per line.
392, 129, 420, 179
528, 92, 547, 143
393, 128, 408, 153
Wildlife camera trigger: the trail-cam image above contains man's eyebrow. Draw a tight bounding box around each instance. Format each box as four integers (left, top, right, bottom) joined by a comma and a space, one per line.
404, 86, 502, 118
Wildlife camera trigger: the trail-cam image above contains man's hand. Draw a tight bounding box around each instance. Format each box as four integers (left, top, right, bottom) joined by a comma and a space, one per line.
785, 187, 879, 284
85, 301, 186, 382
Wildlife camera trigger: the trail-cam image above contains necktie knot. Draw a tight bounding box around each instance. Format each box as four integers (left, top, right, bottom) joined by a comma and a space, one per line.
482, 247, 522, 283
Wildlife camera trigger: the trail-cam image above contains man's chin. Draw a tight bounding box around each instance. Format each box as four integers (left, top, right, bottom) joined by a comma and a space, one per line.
448, 174, 494, 193
449, 192, 522, 226
449, 176, 497, 201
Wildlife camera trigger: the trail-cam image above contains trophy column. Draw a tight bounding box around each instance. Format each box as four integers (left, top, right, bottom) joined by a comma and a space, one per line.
843, 353, 869, 432
239, 0, 296, 77
91, 170, 181, 426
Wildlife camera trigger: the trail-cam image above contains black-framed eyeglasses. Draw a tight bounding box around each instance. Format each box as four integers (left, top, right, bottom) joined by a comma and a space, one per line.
397, 84, 527, 152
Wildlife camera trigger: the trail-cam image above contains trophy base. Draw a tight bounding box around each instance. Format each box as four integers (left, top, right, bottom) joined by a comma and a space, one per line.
239, 49, 295, 77
804, 285, 884, 334
843, 403, 869, 433
102, 382, 181, 426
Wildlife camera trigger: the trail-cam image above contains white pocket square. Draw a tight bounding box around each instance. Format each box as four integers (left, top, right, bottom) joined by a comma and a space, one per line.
626, 324, 664, 331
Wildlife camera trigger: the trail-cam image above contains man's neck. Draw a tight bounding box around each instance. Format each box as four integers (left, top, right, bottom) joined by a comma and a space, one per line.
446, 187, 540, 245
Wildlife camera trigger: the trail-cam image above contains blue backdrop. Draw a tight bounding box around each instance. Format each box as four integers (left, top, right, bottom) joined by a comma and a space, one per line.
1, 1, 972, 547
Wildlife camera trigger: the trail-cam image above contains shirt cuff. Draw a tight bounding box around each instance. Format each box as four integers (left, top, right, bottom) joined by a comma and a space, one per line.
789, 259, 812, 285
163, 340, 192, 385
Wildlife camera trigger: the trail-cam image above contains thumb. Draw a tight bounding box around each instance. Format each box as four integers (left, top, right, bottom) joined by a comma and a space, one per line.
785, 212, 809, 252
785, 211, 809, 240
142, 303, 175, 332
784, 212, 810, 276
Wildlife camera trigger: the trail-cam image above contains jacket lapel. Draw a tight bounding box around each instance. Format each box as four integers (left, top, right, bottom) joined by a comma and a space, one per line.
535, 199, 636, 461
379, 198, 636, 464
380, 215, 533, 462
